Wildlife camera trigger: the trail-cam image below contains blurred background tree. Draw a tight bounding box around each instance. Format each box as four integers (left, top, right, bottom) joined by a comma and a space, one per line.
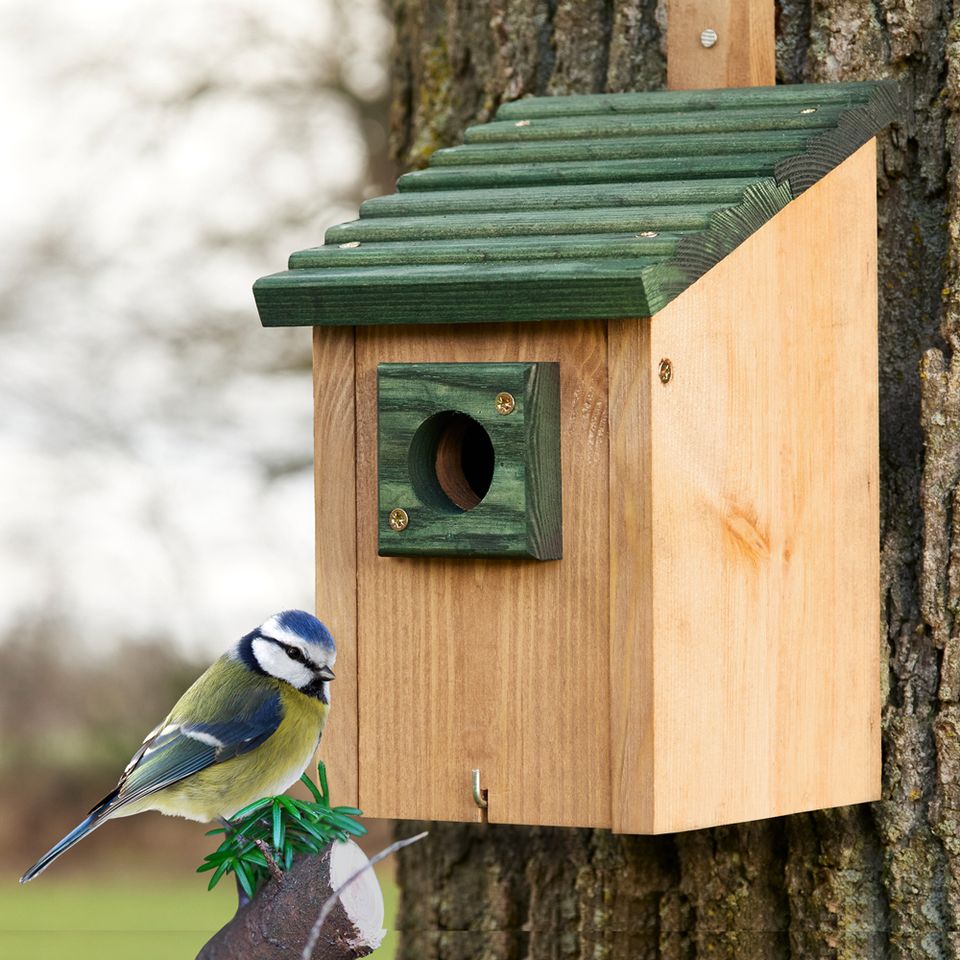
0, 1, 394, 955
388, 2, 960, 958
0, 0, 391, 655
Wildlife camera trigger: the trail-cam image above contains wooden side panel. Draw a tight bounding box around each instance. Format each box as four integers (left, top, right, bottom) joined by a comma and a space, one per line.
355, 323, 610, 827
608, 317, 656, 832
667, 0, 775, 90
312, 327, 359, 807
618, 140, 880, 833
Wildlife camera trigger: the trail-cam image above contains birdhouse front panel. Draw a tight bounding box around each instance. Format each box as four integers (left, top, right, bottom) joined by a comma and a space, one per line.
255, 82, 897, 833
356, 322, 609, 826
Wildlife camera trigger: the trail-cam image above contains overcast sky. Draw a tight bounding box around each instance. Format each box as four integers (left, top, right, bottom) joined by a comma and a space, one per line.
0, 0, 390, 657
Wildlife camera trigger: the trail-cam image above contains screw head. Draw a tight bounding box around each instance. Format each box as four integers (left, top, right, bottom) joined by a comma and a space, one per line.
388, 507, 409, 531
800, 106, 818, 115
658, 358, 673, 384
495, 391, 516, 415
700, 28, 718, 48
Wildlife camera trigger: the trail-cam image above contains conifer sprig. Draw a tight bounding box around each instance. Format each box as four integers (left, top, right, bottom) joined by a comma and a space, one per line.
197, 762, 365, 897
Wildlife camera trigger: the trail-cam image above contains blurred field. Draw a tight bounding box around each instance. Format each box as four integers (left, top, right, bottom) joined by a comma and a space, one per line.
1, 877, 235, 959
0, 869, 398, 959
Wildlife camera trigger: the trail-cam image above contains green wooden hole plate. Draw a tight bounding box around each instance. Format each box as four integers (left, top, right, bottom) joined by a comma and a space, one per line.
377, 362, 562, 559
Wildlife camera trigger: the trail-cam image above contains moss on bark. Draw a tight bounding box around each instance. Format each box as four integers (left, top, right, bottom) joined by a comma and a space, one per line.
389, 1, 960, 956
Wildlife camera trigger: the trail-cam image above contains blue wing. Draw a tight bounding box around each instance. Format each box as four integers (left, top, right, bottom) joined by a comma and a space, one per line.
103, 691, 283, 814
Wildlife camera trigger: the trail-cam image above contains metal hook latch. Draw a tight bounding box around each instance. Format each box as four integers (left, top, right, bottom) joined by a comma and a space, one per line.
471, 768, 488, 809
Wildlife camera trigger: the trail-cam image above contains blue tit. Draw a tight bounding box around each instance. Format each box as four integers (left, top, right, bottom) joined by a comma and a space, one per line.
20, 609, 336, 884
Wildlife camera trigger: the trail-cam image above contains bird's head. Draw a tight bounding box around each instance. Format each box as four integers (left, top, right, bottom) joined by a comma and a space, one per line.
237, 610, 336, 701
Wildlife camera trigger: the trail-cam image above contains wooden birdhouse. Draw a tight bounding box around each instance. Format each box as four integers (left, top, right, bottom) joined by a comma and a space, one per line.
254, 81, 897, 834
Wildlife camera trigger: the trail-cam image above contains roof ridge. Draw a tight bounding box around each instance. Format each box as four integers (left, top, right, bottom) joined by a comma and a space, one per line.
492, 81, 884, 119
643, 81, 901, 313
254, 82, 899, 328
774, 80, 900, 193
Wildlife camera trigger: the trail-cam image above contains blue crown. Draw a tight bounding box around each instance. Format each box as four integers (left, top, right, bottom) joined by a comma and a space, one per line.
275, 609, 335, 654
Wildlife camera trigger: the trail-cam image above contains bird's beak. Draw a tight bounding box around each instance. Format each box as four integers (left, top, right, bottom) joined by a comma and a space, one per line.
318, 665, 335, 681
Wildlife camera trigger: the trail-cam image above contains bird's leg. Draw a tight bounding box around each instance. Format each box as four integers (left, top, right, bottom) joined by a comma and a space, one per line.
253, 838, 285, 885
218, 816, 284, 902
229, 814, 285, 885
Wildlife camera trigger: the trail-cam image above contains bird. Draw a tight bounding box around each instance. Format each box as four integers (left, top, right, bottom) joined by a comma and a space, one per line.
20, 609, 335, 884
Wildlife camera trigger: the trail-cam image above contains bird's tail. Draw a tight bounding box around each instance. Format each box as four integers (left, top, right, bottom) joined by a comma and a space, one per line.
19, 812, 109, 883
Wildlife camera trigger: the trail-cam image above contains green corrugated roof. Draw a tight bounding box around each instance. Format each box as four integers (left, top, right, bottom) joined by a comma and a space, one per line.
254, 82, 898, 328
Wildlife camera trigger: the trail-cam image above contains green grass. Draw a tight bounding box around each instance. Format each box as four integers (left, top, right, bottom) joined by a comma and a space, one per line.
1, 870, 398, 959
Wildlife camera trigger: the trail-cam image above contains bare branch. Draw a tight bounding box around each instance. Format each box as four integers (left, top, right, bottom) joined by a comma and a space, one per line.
301, 832, 429, 960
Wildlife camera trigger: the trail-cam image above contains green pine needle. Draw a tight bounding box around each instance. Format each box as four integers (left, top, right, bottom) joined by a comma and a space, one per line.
196, 762, 366, 897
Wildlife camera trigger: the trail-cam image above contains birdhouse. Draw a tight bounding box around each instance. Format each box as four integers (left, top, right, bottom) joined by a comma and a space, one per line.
254, 82, 897, 834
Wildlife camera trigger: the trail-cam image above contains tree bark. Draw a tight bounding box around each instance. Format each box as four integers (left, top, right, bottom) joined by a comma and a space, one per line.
388, 1, 960, 957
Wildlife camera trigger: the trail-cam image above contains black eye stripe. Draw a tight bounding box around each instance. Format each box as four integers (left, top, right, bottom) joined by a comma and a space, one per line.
277, 641, 312, 669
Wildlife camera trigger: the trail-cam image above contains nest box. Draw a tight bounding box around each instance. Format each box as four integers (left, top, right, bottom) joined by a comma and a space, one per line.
254, 82, 897, 833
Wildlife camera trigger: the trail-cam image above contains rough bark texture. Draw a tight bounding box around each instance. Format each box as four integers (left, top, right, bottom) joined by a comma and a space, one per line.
389, 1, 960, 957
197, 843, 381, 960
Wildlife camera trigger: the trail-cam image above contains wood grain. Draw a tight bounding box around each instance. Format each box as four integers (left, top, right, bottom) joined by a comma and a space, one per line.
464, 105, 837, 143
434, 417, 482, 511
360, 178, 756, 218
494, 83, 882, 119
312, 327, 359, 808
288, 233, 678, 268
608, 316, 655, 832
355, 323, 610, 826
396, 154, 788, 193
666, 0, 775, 90
427, 131, 815, 167
323, 205, 718, 244
609, 140, 881, 833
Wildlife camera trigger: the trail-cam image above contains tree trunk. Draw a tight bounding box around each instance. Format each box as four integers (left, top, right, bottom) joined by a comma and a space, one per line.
387, 1, 960, 957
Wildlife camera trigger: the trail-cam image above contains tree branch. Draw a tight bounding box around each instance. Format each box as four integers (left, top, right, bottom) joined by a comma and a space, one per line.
197, 839, 387, 960
302, 831, 428, 960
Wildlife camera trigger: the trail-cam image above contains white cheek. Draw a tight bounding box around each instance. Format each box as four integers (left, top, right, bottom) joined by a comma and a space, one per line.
251, 638, 313, 688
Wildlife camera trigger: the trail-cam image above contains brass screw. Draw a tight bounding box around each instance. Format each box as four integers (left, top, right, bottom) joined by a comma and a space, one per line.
388, 507, 409, 531
658, 358, 673, 384
495, 391, 516, 415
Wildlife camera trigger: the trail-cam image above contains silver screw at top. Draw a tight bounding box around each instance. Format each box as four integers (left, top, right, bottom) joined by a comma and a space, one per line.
700, 28, 718, 48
